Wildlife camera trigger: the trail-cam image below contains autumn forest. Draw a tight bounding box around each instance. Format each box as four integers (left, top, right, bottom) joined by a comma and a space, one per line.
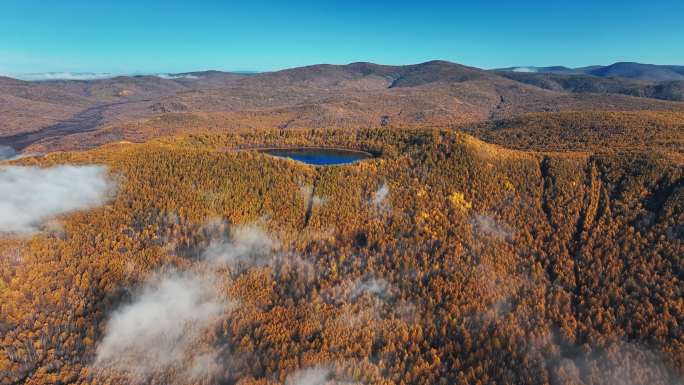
1, 122, 682, 385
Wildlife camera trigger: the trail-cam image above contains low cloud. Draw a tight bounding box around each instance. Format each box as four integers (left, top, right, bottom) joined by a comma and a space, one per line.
371, 183, 389, 208
12, 72, 117, 81
185, 351, 221, 381
320, 276, 400, 329
471, 214, 511, 240
300, 185, 313, 198
533, 336, 681, 385
351, 277, 391, 299
9, 72, 203, 81
95, 222, 281, 382
285, 365, 361, 385
202, 223, 277, 267
300, 185, 328, 207
94, 271, 230, 379
312, 195, 328, 207
286, 366, 332, 385
155, 73, 200, 80
0, 165, 114, 234
323, 276, 393, 303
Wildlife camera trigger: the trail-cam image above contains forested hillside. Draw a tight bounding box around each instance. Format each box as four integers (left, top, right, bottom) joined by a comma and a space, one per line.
1, 129, 682, 385
465, 111, 684, 155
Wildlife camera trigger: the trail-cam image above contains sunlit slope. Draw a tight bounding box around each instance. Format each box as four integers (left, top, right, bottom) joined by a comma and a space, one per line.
1, 129, 682, 384
467, 110, 684, 156
24, 109, 684, 159
7, 61, 684, 154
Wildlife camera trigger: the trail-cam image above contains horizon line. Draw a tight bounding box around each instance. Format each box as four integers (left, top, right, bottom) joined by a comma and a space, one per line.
3, 59, 684, 81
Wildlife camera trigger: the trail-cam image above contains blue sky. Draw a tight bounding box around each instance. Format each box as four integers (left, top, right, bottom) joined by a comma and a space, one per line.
1, 0, 683, 75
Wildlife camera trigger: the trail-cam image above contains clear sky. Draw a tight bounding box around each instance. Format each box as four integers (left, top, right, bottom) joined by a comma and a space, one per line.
1, 0, 683, 75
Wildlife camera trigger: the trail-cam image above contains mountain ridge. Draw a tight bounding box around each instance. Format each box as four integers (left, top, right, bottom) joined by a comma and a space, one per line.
2, 60, 684, 152
496, 62, 684, 81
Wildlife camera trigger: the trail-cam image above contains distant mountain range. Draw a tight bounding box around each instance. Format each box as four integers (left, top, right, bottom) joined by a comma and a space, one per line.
496, 62, 684, 81
12, 62, 683, 82
494, 62, 684, 102
2, 60, 684, 153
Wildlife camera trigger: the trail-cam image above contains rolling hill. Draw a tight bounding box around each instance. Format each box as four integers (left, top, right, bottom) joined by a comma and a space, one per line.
2, 61, 684, 153
496, 63, 684, 103
496, 71, 684, 102
497, 62, 684, 81
587, 62, 684, 81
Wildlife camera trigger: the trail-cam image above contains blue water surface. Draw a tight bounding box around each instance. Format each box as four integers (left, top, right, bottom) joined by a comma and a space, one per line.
260, 148, 372, 166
